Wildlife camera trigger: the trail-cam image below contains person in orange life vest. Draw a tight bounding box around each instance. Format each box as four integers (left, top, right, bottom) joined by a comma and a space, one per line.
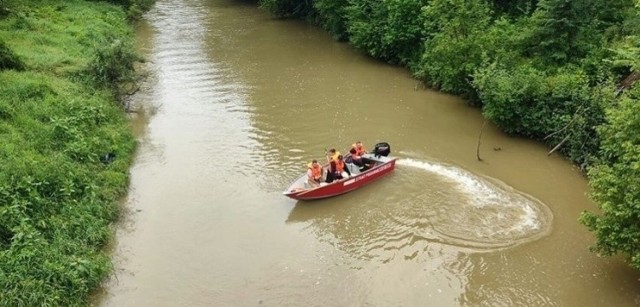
347, 148, 364, 167
307, 159, 323, 187
351, 141, 370, 169
351, 141, 367, 156
325, 148, 339, 181
331, 155, 351, 180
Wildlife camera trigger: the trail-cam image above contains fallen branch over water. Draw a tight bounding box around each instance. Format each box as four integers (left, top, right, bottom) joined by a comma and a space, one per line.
547, 134, 570, 156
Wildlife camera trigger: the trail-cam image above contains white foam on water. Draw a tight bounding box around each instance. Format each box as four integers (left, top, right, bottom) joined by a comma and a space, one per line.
397, 158, 552, 249
400, 159, 504, 205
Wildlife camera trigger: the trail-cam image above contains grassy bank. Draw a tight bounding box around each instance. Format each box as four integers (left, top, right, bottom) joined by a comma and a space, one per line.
0, 0, 144, 305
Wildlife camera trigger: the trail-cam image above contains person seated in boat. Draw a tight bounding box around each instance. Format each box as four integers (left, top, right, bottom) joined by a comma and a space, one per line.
327, 148, 340, 163
351, 141, 372, 170
347, 148, 364, 167
307, 160, 323, 188
351, 141, 367, 156
325, 148, 340, 183
332, 155, 351, 181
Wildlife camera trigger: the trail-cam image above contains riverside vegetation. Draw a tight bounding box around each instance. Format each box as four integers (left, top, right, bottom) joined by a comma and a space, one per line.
0, 0, 152, 305
258, 0, 640, 270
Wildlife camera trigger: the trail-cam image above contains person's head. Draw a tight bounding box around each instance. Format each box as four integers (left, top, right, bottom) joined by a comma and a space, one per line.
350, 148, 356, 154
311, 159, 318, 166
356, 141, 362, 148
329, 148, 336, 154
338, 155, 343, 160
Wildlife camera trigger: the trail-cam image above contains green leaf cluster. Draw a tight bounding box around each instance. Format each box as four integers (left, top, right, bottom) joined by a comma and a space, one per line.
415, 0, 491, 97
85, 36, 138, 88
581, 86, 640, 269
260, 0, 315, 19
346, 0, 426, 66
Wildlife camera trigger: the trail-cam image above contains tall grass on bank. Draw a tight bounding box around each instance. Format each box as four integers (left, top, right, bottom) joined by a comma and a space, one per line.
0, 39, 23, 70
0, 0, 139, 305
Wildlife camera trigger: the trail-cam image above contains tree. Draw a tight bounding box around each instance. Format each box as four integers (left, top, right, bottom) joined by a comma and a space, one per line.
313, 0, 349, 40
260, 0, 314, 18
526, 0, 635, 64
581, 86, 640, 270
414, 0, 492, 96
345, 0, 426, 66
526, 0, 581, 62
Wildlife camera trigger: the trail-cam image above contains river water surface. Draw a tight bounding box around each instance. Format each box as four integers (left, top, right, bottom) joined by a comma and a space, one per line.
100, 0, 640, 305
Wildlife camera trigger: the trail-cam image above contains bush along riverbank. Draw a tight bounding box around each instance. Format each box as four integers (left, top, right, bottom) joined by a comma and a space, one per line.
0, 0, 152, 305
258, 0, 640, 270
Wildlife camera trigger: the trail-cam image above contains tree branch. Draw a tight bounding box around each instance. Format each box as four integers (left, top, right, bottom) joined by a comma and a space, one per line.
477, 119, 487, 161
544, 106, 583, 141
547, 134, 570, 156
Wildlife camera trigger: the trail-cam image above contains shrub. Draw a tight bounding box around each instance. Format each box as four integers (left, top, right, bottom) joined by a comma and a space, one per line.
86, 35, 138, 89
581, 85, 640, 270
474, 63, 605, 166
414, 0, 492, 97
346, 0, 426, 66
259, 0, 314, 18
313, 0, 349, 41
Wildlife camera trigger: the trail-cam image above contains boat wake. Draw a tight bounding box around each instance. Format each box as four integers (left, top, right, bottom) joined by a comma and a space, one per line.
395, 158, 553, 251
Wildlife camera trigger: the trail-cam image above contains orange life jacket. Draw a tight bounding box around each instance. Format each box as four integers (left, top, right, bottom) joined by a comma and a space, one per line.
308, 163, 322, 180
352, 143, 365, 156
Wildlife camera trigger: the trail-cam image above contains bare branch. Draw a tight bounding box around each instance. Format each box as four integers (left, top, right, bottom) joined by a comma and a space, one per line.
544, 106, 583, 140
547, 134, 570, 156
477, 119, 488, 161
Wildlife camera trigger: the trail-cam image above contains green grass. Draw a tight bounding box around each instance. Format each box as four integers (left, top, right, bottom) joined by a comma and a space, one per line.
0, 1, 138, 305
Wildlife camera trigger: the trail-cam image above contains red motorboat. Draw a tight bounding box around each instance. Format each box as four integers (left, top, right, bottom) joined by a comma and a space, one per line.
283, 143, 396, 200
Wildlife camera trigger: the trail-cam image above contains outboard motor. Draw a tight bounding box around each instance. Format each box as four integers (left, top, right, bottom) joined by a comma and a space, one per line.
373, 142, 391, 157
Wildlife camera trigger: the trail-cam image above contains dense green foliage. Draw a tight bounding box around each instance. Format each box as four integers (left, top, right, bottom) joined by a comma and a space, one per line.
260, 0, 314, 19
311, 0, 348, 40
0, 0, 142, 305
86, 36, 138, 88
417, 0, 491, 97
259, 0, 640, 269
581, 86, 640, 269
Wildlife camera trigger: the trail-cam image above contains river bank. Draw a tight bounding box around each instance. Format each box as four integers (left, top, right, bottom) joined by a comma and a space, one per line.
0, 1, 145, 305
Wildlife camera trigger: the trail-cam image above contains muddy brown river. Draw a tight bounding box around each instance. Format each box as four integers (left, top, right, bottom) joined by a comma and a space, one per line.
99, 0, 640, 305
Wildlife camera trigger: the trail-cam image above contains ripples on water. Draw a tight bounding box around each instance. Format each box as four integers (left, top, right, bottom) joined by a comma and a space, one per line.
396, 158, 553, 250
146, 0, 269, 181
287, 157, 553, 259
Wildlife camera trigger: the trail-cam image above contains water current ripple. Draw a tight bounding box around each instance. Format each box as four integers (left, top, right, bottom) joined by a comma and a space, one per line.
287, 157, 553, 260
396, 158, 554, 251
